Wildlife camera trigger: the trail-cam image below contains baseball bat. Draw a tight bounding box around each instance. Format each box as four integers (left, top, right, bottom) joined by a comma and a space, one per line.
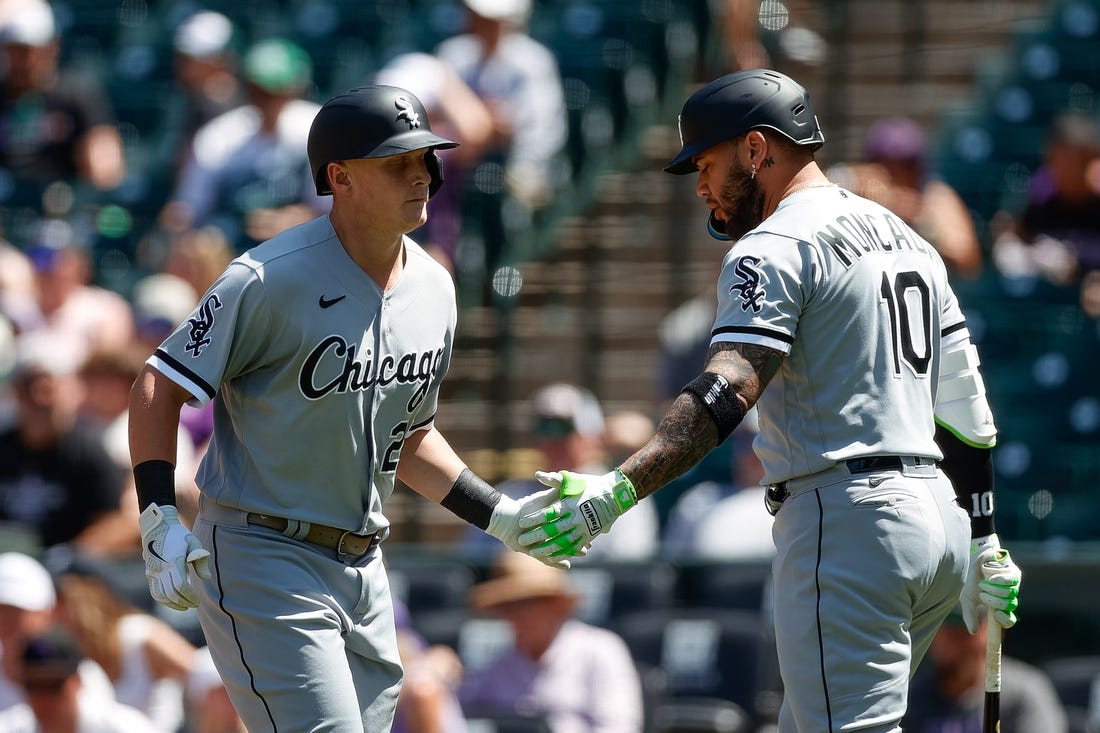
982, 551, 1011, 733
983, 606, 1002, 733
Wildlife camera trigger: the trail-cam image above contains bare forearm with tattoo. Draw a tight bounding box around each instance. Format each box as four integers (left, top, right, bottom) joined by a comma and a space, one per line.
620, 342, 783, 499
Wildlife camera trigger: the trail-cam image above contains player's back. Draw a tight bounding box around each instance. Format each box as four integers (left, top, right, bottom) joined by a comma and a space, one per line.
716, 186, 965, 485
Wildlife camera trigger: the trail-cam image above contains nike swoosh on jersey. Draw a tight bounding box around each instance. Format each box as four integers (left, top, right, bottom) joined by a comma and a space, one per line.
147, 540, 169, 564
319, 294, 347, 308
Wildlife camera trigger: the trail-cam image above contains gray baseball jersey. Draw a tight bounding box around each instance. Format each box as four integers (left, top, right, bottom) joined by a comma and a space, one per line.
714, 185, 974, 732
149, 214, 455, 535
711, 185, 967, 485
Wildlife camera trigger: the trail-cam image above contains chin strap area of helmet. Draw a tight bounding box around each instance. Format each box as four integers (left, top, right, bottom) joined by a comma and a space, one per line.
707, 210, 733, 241
426, 151, 444, 198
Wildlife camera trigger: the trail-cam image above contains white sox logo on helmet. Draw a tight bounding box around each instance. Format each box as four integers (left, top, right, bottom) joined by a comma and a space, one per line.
730, 255, 766, 313
394, 97, 421, 129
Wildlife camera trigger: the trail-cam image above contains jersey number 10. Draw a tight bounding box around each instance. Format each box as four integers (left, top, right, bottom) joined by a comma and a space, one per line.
880, 270, 932, 377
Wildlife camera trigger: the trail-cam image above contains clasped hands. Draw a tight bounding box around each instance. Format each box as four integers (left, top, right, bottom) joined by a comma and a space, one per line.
499, 469, 637, 567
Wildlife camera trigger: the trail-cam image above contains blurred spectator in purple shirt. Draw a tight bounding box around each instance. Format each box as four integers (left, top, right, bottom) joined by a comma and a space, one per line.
458, 551, 644, 733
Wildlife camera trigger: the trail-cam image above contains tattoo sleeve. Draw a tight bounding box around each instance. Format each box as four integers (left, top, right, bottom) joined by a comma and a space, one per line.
621, 341, 783, 499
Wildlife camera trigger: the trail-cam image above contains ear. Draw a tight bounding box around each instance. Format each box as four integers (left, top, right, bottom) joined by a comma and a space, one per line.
745, 130, 769, 168
327, 161, 350, 191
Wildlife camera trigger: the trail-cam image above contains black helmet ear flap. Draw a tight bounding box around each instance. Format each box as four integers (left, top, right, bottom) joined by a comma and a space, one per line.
707, 210, 733, 241
426, 151, 444, 198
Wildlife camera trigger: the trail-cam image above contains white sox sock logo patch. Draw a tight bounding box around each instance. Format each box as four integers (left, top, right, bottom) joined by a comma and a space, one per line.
185, 294, 223, 357
729, 255, 766, 313
394, 97, 421, 129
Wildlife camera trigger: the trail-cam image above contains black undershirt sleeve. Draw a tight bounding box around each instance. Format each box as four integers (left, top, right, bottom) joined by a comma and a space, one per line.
936, 423, 996, 537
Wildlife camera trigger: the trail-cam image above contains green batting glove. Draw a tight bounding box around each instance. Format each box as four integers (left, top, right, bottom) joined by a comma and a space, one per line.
518, 469, 637, 557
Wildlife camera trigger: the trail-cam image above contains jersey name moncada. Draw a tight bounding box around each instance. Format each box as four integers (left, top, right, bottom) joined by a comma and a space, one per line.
711, 186, 966, 486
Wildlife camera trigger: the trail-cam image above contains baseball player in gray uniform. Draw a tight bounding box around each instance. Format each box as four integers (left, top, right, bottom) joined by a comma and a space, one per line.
519, 70, 1023, 732
127, 85, 570, 733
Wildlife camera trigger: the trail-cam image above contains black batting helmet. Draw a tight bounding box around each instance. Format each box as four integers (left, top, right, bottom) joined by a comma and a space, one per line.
307, 85, 459, 196
664, 69, 824, 175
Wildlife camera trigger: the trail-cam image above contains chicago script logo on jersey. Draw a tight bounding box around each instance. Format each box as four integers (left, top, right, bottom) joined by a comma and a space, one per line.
298, 335, 444, 412
185, 294, 223, 357
729, 256, 766, 313
394, 97, 421, 129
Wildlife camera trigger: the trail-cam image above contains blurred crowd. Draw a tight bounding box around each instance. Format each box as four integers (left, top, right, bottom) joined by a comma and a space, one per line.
0, 0, 573, 555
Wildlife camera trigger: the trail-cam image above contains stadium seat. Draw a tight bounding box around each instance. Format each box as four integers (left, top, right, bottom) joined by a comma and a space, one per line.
410, 608, 513, 673
383, 553, 479, 616
1040, 655, 1100, 733
675, 560, 772, 613
652, 697, 753, 733
565, 559, 678, 627
612, 608, 778, 720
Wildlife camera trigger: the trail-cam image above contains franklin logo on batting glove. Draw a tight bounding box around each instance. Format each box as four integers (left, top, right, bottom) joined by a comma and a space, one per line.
579, 500, 602, 534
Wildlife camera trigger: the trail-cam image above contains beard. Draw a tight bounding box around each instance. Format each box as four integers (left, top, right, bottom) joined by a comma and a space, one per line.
715, 156, 766, 240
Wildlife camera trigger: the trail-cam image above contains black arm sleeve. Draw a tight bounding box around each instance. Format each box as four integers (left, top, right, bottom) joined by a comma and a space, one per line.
935, 423, 996, 537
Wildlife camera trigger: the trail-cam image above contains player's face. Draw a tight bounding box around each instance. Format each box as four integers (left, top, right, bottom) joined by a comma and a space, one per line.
717, 143, 765, 240
694, 139, 765, 241
342, 151, 432, 233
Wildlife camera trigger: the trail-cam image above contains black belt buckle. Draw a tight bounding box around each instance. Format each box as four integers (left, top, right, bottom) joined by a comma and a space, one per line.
765, 483, 789, 516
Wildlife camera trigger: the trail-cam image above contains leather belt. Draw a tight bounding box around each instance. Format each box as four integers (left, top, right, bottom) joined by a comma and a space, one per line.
845, 455, 934, 473
765, 456, 936, 516
246, 513, 381, 557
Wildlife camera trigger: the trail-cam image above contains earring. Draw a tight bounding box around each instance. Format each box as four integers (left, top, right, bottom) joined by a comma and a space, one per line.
751, 163, 757, 180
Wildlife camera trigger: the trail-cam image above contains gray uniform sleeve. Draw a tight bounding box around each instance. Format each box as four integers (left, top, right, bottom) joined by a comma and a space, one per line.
149, 261, 270, 405
711, 232, 817, 354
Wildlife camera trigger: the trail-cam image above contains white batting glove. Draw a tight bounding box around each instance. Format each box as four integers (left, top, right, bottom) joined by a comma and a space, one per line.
518, 469, 637, 559
139, 504, 211, 611
960, 533, 1021, 633
486, 488, 580, 569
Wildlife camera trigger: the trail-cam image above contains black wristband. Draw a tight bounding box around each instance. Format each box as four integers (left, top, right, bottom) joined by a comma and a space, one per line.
440, 469, 501, 530
133, 460, 176, 511
682, 372, 746, 444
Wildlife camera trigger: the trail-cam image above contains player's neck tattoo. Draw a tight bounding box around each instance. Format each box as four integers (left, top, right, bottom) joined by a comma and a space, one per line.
761, 156, 776, 168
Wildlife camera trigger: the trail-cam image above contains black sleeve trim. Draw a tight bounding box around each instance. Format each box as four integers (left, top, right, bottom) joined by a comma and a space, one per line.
409, 413, 435, 432
941, 321, 968, 338
155, 349, 216, 401
711, 325, 796, 345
